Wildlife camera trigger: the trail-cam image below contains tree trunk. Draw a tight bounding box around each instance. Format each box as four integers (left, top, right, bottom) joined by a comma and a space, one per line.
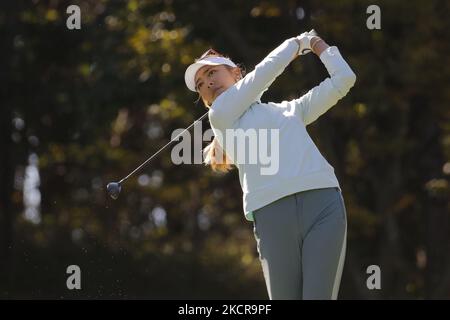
0, 1, 18, 296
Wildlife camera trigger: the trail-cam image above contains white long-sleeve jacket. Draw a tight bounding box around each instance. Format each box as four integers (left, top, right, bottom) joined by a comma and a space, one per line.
208, 37, 356, 221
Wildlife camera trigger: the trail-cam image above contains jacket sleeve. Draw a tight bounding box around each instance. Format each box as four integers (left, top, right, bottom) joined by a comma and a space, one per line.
288, 46, 356, 126
209, 37, 299, 129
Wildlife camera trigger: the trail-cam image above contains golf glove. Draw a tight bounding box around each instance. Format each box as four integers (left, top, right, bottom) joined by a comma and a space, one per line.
295, 29, 318, 55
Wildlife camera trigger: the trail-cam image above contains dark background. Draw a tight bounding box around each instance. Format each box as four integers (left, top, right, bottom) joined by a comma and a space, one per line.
1, 0, 449, 299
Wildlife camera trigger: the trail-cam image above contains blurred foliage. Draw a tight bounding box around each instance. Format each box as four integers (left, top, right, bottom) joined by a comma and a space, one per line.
0, 0, 449, 299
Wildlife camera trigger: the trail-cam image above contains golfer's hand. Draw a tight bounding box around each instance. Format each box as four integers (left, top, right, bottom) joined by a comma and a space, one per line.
295, 29, 318, 56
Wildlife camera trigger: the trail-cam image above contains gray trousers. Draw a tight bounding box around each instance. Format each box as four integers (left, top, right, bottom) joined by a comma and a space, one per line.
253, 187, 347, 300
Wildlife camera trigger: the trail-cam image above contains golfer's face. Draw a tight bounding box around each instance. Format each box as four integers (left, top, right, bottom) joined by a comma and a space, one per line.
195, 65, 237, 105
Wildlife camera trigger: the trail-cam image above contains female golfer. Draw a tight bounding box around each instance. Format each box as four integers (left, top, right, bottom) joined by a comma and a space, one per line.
184, 30, 356, 300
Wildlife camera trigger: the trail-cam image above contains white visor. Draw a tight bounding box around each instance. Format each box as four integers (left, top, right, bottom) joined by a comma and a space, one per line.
184, 56, 237, 92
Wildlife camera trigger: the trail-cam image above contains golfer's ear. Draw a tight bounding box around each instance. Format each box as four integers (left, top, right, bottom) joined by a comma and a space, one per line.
233, 67, 241, 80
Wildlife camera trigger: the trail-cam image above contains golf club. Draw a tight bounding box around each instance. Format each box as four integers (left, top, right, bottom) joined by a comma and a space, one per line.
107, 111, 209, 199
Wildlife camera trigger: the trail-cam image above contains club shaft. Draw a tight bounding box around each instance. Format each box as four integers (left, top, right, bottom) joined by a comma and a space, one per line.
118, 111, 209, 184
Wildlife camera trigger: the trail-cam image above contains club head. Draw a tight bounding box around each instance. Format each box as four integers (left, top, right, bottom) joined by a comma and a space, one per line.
107, 182, 121, 200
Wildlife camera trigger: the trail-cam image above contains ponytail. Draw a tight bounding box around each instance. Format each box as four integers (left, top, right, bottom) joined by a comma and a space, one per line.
203, 136, 234, 173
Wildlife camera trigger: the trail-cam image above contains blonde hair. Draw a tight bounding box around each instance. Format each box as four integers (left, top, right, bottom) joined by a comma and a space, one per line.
194, 49, 246, 173
202, 136, 234, 173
